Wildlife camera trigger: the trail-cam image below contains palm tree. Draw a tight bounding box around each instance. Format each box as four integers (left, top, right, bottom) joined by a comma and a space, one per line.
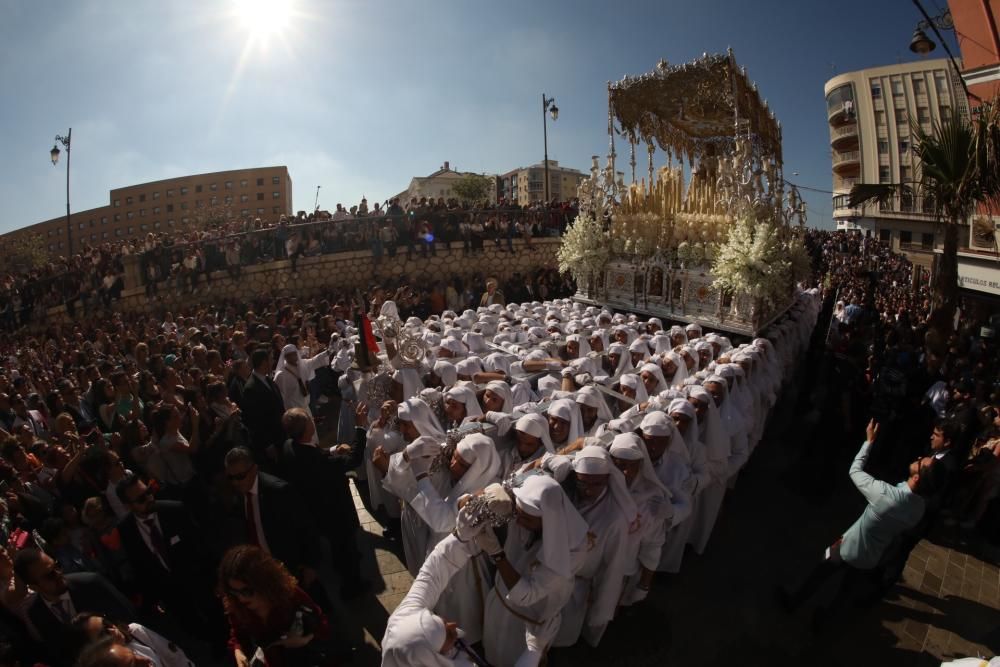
848, 98, 999, 333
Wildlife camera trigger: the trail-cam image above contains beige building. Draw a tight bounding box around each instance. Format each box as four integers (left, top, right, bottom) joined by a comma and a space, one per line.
499, 160, 586, 206
393, 162, 498, 204
0, 166, 293, 257
824, 59, 969, 268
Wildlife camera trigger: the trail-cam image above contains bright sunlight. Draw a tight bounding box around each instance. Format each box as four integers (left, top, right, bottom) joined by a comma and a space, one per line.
234, 0, 293, 42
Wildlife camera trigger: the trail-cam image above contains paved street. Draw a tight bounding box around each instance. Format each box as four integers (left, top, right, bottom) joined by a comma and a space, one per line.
328, 379, 1000, 667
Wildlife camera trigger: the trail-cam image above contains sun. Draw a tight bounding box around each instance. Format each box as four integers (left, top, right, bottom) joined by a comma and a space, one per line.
234, 0, 293, 41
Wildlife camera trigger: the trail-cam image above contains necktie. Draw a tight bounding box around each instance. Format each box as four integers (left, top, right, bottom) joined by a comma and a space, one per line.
245, 493, 260, 547
143, 518, 170, 568
54, 598, 72, 623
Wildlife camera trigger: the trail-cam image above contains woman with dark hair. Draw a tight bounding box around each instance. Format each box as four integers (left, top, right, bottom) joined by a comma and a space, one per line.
218, 545, 332, 667
69, 612, 193, 667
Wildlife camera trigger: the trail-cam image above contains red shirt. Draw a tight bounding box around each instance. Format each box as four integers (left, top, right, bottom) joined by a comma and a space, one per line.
227, 587, 331, 667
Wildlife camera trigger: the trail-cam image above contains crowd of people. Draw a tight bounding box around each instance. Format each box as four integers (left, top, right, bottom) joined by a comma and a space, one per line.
0, 226, 997, 666
1, 197, 579, 327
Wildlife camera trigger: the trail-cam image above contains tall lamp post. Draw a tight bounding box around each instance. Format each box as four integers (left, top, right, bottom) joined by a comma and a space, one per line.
50, 129, 73, 255
542, 94, 559, 203
908, 0, 981, 103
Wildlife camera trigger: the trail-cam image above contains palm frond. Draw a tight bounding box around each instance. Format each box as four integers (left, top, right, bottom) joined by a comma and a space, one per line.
847, 183, 913, 208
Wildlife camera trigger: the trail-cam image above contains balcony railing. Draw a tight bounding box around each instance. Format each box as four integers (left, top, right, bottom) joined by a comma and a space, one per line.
832, 150, 860, 168
829, 124, 858, 144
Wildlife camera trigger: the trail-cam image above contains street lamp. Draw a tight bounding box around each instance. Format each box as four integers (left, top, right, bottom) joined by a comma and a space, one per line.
542, 94, 559, 203
50, 128, 73, 255
908, 0, 980, 103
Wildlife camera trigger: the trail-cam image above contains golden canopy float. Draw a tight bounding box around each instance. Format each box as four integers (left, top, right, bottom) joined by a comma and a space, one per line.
559, 50, 810, 336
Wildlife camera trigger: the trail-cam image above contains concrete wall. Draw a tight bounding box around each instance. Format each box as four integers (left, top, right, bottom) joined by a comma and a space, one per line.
42, 236, 562, 322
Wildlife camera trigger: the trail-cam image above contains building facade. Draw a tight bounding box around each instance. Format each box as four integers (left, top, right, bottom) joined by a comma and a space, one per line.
824, 59, 968, 268
1, 166, 293, 257
949, 0, 1000, 104
498, 160, 586, 206
393, 162, 498, 205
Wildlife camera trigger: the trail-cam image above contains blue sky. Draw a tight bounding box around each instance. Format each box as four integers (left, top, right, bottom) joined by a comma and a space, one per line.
0, 0, 959, 234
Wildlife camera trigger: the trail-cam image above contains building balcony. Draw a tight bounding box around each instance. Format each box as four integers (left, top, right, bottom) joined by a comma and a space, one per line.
829, 123, 858, 148
832, 150, 860, 173
827, 102, 856, 124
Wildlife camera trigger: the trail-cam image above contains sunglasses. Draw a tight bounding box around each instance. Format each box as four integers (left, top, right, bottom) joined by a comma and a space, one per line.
227, 585, 256, 599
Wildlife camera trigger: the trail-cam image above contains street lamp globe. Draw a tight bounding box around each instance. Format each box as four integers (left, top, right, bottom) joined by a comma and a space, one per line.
550, 104, 559, 121
50, 144, 61, 165
909, 27, 936, 55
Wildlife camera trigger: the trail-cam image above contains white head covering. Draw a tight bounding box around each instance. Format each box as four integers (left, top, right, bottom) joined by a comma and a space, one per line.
483, 352, 512, 375
628, 337, 651, 363
547, 398, 584, 445
618, 372, 649, 403
575, 385, 616, 423
686, 386, 731, 464
381, 608, 450, 667
564, 334, 592, 359
662, 350, 689, 388
639, 362, 669, 395
607, 342, 632, 376
514, 413, 555, 454
483, 380, 514, 414
449, 433, 501, 501
572, 444, 638, 526
431, 360, 458, 389
463, 332, 488, 354
537, 374, 561, 399
437, 337, 467, 357
609, 432, 670, 505
274, 344, 321, 382
512, 474, 589, 578
444, 384, 484, 421
397, 398, 445, 440
638, 411, 688, 464
454, 357, 483, 378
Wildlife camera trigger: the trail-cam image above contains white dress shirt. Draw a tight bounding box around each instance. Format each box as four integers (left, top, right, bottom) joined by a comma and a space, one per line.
245, 475, 272, 554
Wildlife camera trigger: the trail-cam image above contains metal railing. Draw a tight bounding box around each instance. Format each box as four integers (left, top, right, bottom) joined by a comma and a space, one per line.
832, 150, 860, 167
829, 124, 858, 142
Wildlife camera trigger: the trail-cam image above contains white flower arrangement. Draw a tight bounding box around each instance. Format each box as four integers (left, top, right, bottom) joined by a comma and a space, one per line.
558, 215, 610, 285
711, 214, 807, 308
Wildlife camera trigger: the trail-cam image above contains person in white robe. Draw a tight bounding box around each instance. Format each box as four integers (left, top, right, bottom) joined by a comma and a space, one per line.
638, 412, 694, 573
366, 400, 406, 520
545, 398, 583, 449
481, 474, 589, 667
638, 362, 669, 396
704, 374, 749, 484
443, 385, 484, 427
499, 413, 556, 479
575, 386, 615, 437
406, 434, 500, 644
554, 445, 635, 647
609, 432, 673, 604
273, 343, 329, 419
676, 392, 729, 555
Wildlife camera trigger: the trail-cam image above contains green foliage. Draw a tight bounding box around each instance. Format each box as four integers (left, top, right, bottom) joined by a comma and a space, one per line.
451, 174, 493, 204
2, 233, 50, 271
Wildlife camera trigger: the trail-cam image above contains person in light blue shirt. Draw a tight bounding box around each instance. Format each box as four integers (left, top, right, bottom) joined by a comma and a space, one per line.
781, 419, 940, 620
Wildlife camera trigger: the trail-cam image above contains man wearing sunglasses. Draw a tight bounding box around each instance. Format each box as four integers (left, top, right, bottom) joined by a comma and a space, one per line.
14, 548, 134, 665
116, 474, 223, 644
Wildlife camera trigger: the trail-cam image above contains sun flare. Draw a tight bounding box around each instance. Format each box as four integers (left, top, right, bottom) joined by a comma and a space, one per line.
234, 0, 293, 41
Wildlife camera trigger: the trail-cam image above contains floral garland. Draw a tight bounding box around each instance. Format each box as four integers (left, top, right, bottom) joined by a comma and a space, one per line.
711, 215, 809, 307
557, 215, 610, 285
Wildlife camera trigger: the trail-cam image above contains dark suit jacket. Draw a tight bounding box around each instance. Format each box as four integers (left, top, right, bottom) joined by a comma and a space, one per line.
26, 572, 135, 665
117, 500, 215, 612
239, 373, 286, 455
281, 428, 366, 535
225, 472, 322, 575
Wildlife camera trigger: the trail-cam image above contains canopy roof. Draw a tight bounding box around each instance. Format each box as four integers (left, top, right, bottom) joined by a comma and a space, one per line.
609, 50, 782, 164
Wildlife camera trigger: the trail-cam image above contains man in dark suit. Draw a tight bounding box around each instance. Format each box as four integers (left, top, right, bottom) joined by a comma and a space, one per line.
238, 348, 286, 462
280, 406, 370, 599
223, 447, 322, 585
115, 474, 222, 641
227, 358, 252, 406
13, 549, 134, 664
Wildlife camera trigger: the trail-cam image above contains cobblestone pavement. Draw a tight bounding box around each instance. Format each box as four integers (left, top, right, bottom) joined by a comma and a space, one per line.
333, 397, 1000, 667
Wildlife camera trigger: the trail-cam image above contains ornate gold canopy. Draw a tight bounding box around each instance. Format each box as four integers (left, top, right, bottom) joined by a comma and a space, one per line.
609, 50, 783, 165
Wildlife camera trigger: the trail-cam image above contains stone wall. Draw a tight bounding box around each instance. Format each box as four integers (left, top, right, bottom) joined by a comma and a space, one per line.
46, 237, 561, 320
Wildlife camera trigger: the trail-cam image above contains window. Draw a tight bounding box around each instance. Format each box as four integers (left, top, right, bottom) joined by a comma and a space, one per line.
272, 206, 280, 214
100, 233, 107, 240
935, 73, 947, 93
168, 219, 175, 226
127, 211, 134, 220
224, 195, 233, 205
140, 224, 148, 231
878, 140, 889, 153
272, 176, 280, 185
49, 243, 55, 251
225, 181, 233, 190
870, 83, 881, 98
196, 184, 203, 193
139, 208, 146, 217
875, 110, 886, 126
152, 191, 160, 200
891, 79, 903, 95
166, 204, 174, 213
912, 79, 924, 94
240, 179, 248, 187
879, 166, 891, 182
113, 199, 120, 207
89, 219, 95, 227
127, 226, 133, 234
180, 187, 188, 195
917, 107, 930, 123
257, 207, 265, 215
900, 230, 912, 244
139, 194, 146, 202
196, 200, 203, 208
90, 234, 96, 241
272, 191, 280, 199
921, 233, 934, 249
210, 196, 218, 205
125, 196, 132, 205
895, 108, 907, 124
153, 206, 160, 214
210, 183, 218, 191
153, 221, 161, 229
181, 217, 189, 224
901, 166, 912, 181
47, 230, 53, 237
101, 217, 108, 225
899, 139, 909, 153
181, 202, 188, 210
166, 189, 174, 197
240, 194, 249, 203
114, 214, 121, 222
241, 209, 249, 216
78, 222, 85, 230
879, 229, 891, 242
256, 192, 264, 201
